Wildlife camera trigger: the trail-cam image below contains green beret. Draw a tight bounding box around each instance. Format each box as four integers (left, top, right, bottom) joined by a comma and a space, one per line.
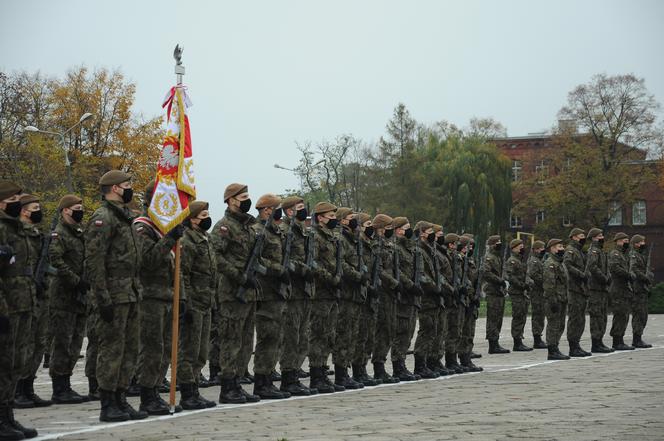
547, 238, 563, 249
372, 214, 393, 230
510, 238, 523, 249
630, 234, 645, 245
99, 170, 132, 186
613, 232, 628, 242
335, 207, 354, 221
569, 227, 585, 238
281, 195, 303, 210
587, 228, 602, 239
188, 200, 209, 218
392, 216, 409, 229
533, 240, 545, 249
256, 193, 281, 209
58, 194, 83, 210
0, 180, 21, 201
224, 183, 248, 202
487, 235, 501, 246
356, 212, 371, 226
444, 233, 459, 244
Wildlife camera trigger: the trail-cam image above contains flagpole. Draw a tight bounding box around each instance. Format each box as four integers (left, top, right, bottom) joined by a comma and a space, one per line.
169, 44, 185, 414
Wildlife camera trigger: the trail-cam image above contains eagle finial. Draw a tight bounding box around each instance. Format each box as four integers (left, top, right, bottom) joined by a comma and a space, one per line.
173, 45, 183, 65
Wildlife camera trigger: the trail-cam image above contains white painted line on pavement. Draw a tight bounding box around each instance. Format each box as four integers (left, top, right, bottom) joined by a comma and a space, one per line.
33, 345, 664, 441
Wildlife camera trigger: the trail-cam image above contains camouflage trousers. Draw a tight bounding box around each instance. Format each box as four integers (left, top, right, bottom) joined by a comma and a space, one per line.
566, 291, 588, 343
352, 298, 378, 366
0, 312, 31, 404
631, 292, 649, 336
208, 305, 221, 371
308, 299, 338, 367
218, 301, 255, 379
84, 307, 98, 379
49, 309, 86, 377
545, 299, 567, 347
177, 306, 211, 385
391, 303, 417, 363
485, 294, 505, 341
588, 289, 609, 340
26, 299, 49, 378
530, 291, 545, 337
413, 307, 440, 359
371, 293, 397, 364
97, 302, 139, 392
445, 305, 463, 354
254, 300, 286, 375
333, 299, 361, 367
137, 299, 172, 388
431, 307, 448, 360
609, 291, 632, 338
510, 295, 529, 340
458, 305, 478, 354
279, 298, 312, 371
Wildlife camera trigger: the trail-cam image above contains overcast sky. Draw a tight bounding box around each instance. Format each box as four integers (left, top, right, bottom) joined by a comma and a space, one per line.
2, 0, 663, 219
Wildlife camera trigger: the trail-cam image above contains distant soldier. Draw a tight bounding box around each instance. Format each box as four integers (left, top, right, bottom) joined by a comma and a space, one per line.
457, 234, 482, 372
483, 235, 510, 354
85, 170, 147, 422
428, 225, 452, 376
629, 234, 653, 349
526, 240, 547, 349
48, 194, 91, 404
542, 238, 570, 361
608, 233, 635, 351
0, 180, 39, 439
505, 238, 532, 352
443, 233, 466, 373
564, 228, 591, 357
586, 228, 613, 353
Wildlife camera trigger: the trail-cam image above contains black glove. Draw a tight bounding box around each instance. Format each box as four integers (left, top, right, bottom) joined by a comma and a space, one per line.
99, 304, 114, 323
0, 245, 14, 265
167, 224, 185, 241
0, 314, 9, 335
77, 280, 91, 294
550, 302, 559, 314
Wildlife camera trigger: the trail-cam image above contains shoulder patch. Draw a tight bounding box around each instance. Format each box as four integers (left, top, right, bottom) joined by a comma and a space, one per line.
94, 220, 104, 227
51, 232, 59, 238
567, 250, 573, 254
219, 225, 229, 236
592, 250, 598, 254
136, 226, 144, 233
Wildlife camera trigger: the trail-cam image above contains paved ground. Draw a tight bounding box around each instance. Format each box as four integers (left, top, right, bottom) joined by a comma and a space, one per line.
23, 314, 664, 441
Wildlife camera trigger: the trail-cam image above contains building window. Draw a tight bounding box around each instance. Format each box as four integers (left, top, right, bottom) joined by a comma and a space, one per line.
632, 200, 646, 225
536, 210, 545, 224
510, 211, 522, 228
562, 157, 573, 172
535, 160, 549, 184
608, 201, 622, 226
511, 160, 522, 182
562, 215, 572, 227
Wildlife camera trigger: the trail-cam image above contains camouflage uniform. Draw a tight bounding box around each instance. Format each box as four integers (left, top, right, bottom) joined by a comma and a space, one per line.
563, 240, 588, 346
458, 253, 479, 355
587, 241, 610, 341
526, 251, 545, 339
483, 247, 505, 341
84, 306, 98, 381
371, 236, 400, 365
608, 246, 633, 341
351, 233, 376, 370
505, 250, 528, 340
444, 248, 463, 357
430, 244, 452, 364
413, 241, 445, 361
543, 253, 568, 347
629, 246, 652, 341
391, 235, 418, 365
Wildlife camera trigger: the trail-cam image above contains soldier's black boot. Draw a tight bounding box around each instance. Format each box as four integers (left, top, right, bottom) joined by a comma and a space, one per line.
116, 389, 148, 420
13, 380, 33, 409
99, 389, 130, 422
236, 377, 261, 402
597, 339, 614, 353
87, 377, 100, 401
193, 383, 217, 408
153, 386, 182, 413
309, 367, 334, 394
456, 353, 471, 373
198, 374, 211, 388
353, 364, 380, 386
373, 362, 399, 384
280, 370, 311, 396
394, 360, 418, 381
180, 383, 206, 410
488, 339, 510, 354
335, 365, 364, 389
270, 370, 282, 382
632, 334, 652, 349
414, 355, 438, 379
470, 351, 482, 359
431, 358, 450, 376
139, 386, 169, 415
218, 378, 246, 404
297, 368, 310, 378
207, 366, 221, 386
513, 338, 533, 352
547, 345, 567, 361
51, 375, 82, 405
445, 352, 464, 374
127, 377, 141, 397
254, 374, 289, 399
6, 405, 36, 439
460, 353, 483, 372
568, 341, 587, 357
533, 335, 548, 349
0, 404, 25, 440
64, 376, 88, 403
239, 370, 254, 385
612, 336, 634, 351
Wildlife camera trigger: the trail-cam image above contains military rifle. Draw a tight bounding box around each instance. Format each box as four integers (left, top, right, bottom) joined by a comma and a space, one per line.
432, 243, 445, 308
356, 227, 368, 302
334, 234, 343, 300
34, 213, 59, 298
412, 232, 423, 295
303, 204, 316, 298
369, 236, 383, 294
500, 241, 510, 297
459, 247, 470, 308
235, 216, 270, 304
392, 239, 402, 303
475, 244, 487, 301
278, 216, 295, 300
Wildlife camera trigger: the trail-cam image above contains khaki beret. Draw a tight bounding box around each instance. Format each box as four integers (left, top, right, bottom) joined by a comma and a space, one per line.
461, 233, 474, 239
444, 233, 459, 244
392, 216, 409, 229
459, 236, 469, 245
630, 234, 645, 245
613, 232, 629, 242
432, 224, 443, 233
99, 170, 132, 186
256, 193, 281, 209
356, 212, 371, 226
281, 195, 304, 210
415, 221, 433, 232
372, 214, 393, 230
510, 238, 523, 249
0, 180, 21, 201
336, 207, 354, 221
569, 227, 585, 238
487, 235, 501, 246
224, 183, 248, 202
547, 238, 563, 249
587, 228, 602, 239
58, 194, 83, 210
314, 201, 337, 215
533, 240, 545, 249
20, 194, 40, 206
189, 200, 209, 218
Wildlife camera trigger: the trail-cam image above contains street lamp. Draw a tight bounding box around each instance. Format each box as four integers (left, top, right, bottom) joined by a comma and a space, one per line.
274, 159, 325, 172
22, 113, 93, 192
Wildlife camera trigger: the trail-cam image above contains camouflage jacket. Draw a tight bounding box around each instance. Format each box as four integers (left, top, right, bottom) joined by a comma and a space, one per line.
181, 225, 216, 310
49, 217, 86, 313
526, 253, 544, 297
630, 248, 653, 295
355, 232, 373, 305
587, 241, 610, 290
281, 217, 308, 300
543, 254, 568, 304
466, 254, 479, 301
563, 241, 587, 295
257, 219, 287, 302
376, 236, 399, 299
339, 227, 363, 302
419, 241, 443, 310
312, 224, 341, 300
505, 251, 527, 296
0, 211, 38, 315
85, 199, 142, 308
609, 247, 632, 296
395, 236, 417, 307
210, 208, 258, 303
481, 248, 504, 297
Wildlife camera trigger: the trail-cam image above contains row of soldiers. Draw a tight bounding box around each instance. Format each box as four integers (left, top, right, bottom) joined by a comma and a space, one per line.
0, 171, 655, 439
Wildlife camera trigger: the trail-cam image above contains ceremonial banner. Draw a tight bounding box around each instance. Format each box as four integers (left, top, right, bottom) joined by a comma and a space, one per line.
148, 86, 196, 233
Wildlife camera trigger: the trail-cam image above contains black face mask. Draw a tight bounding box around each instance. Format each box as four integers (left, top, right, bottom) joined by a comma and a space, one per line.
364, 226, 374, 239
384, 229, 394, 239
456, 243, 464, 252
295, 208, 308, 222
519, 248, 525, 255
494, 243, 503, 252
622, 242, 629, 251
428, 234, 436, 244
29, 210, 43, 224
404, 228, 413, 239
4, 201, 22, 218
556, 249, 565, 258
348, 218, 358, 230
598, 238, 605, 247
538, 250, 546, 258
639, 244, 647, 253
468, 246, 474, 256
199, 217, 212, 231
121, 188, 133, 204
578, 238, 586, 246
272, 208, 282, 221
436, 236, 444, 245
239, 198, 252, 213
71, 209, 84, 223
326, 218, 338, 229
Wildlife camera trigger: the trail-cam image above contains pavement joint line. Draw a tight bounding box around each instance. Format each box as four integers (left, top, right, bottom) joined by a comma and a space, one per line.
32, 345, 663, 441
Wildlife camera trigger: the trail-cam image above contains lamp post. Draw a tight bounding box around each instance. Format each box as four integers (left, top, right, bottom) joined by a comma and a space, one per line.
22, 112, 93, 192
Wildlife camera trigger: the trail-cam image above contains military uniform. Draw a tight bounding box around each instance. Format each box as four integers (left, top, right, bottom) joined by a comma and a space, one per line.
428, 232, 453, 374
458, 235, 482, 371
483, 236, 509, 353
629, 235, 653, 348
563, 229, 591, 356
608, 233, 635, 350
542, 239, 569, 360
526, 242, 546, 348
505, 239, 531, 352
586, 229, 612, 352
442, 234, 465, 373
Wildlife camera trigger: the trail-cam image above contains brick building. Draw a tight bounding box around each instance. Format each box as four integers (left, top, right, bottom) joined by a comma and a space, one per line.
493, 133, 664, 282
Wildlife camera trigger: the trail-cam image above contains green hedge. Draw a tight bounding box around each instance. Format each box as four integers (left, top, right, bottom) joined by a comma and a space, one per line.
649, 283, 664, 314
